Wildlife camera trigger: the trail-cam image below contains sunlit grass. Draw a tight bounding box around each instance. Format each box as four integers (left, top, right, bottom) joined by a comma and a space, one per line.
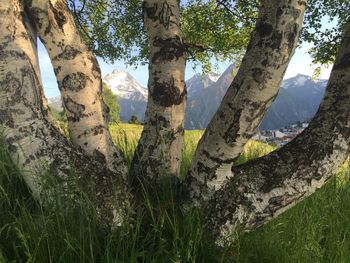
1, 123, 350, 262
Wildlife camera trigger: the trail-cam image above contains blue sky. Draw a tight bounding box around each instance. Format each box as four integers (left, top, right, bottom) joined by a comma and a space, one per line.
39, 36, 332, 98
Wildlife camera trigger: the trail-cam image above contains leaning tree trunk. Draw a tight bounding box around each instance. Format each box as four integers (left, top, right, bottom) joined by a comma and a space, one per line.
187, 0, 307, 205
0, 0, 128, 226
27, 0, 127, 176
130, 0, 186, 185
205, 18, 350, 243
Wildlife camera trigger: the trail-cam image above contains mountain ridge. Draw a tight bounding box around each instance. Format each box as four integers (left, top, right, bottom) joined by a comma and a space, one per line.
48, 67, 327, 130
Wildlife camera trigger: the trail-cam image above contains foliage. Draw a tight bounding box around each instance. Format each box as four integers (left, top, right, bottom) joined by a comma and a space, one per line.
68, 0, 147, 65
301, 0, 350, 65
180, 0, 257, 72
128, 115, 141, 125
49, 107, 65, 121
102, 83, 120, 123
68, 0, 349, 71
68, 0, 257, 72
49, 107, 69, 137
1, 125, 350, 262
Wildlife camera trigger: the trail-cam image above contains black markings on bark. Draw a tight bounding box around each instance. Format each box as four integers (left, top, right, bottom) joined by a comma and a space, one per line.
63, 96, 86, 122
158, 2, 174, 29
93, 149, 107, 165
77, 125, 106, 139
0, 50, 26, 61
143, 2, 175, 29
151, 36, 185, 63
269, 31, 283, 50
261, 56, 269, 67
202, 150, 235, 165
53, 45, 81, 60
223, 108, 243, 144
197, 161, 220, 181
288, 6, 302, 19
89, 54, 101, 76
142, 2, 158, 21
149, 114, 171, 127
286, 23, 299, 54
26, 7, 49, 35
268, 195, 283, 206
50, 1, 67, 31
151, 76, 186, 107
60, 72, 91, 92
251, 68, 264, 83
256, 21, 273, 37
54, 66, 62, 75
276, 7, 284, 19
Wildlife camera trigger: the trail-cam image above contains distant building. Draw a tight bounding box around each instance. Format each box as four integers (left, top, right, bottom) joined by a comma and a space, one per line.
274, 130, 287, 138
252, 121, 310, 147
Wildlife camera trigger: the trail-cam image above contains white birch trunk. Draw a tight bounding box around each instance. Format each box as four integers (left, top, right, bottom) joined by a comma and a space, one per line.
130, 0, 186, 185
205, 18, 350, 242
27, 0, 127, 176
0, 0, 128, 225
187, 0, 307, 204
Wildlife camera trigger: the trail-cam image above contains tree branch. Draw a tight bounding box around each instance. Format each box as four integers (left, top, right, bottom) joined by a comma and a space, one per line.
186, 0, 308, 205
28, 0, 128, 176
1, 0, 129, 227
205, 19, 350, 242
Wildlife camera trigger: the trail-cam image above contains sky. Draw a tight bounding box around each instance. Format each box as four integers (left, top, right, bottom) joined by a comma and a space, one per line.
39, 33, 333, 99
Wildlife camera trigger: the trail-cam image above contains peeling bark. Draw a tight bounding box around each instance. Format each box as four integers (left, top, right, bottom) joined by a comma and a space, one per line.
130, 0, 186, 185
205, 19, 350, 242
0, 0, 128, 226
27, 0, 127, 176
187, 0, 307, 205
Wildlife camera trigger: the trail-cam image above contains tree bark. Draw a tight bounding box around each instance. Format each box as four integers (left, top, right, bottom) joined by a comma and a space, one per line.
130, 0, 186, 185
0, 0, 128, 226
187, 0, 307, 205
27, 0, 127, 176
205, 18, 350, 243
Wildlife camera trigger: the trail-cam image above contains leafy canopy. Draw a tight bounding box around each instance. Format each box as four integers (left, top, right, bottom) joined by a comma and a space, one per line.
69, 0, 349, 71
302, 0, 350, 66
68, 0, 258, 71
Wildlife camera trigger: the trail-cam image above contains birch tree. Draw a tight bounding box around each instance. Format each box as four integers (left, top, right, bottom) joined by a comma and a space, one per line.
0, 0, 129, 226
0, 0, 349, 244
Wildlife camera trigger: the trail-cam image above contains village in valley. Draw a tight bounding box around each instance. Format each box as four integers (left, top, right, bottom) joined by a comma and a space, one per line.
253, 121, 310, 147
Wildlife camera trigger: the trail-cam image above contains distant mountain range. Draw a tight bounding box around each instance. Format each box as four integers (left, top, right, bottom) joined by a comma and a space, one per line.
261, 74, 327, 129
185, 67, 327, 130
49, 67, 327, 130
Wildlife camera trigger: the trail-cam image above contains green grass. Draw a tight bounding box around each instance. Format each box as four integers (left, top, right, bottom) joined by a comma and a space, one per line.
1, 123, 350, 262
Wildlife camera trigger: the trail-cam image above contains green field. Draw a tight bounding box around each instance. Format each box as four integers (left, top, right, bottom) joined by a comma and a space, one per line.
1, 123, 350, 262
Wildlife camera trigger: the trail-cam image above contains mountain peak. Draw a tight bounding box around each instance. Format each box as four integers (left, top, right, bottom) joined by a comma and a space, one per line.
295, 73, 310, 78
107, 69, 132, 80
207, 72, 221, 82
103, 69, 147, 101
186, 72, 220, 96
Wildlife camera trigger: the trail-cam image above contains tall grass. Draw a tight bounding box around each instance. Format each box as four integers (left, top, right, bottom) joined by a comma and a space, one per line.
1, 123, 350, 262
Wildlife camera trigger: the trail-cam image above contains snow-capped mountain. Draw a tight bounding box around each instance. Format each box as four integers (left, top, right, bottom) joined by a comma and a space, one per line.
185, 68, 327, 130
103, 70, 148, 101
260, 74, 327, 130
48, 68, 328, 130
102, 70, 148, 122
186, 73, 218, 96
185, 65, 235, 129
207, 72, 221, 82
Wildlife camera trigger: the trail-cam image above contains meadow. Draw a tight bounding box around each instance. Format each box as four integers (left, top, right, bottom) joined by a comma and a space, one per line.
0, 123, 350, 262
